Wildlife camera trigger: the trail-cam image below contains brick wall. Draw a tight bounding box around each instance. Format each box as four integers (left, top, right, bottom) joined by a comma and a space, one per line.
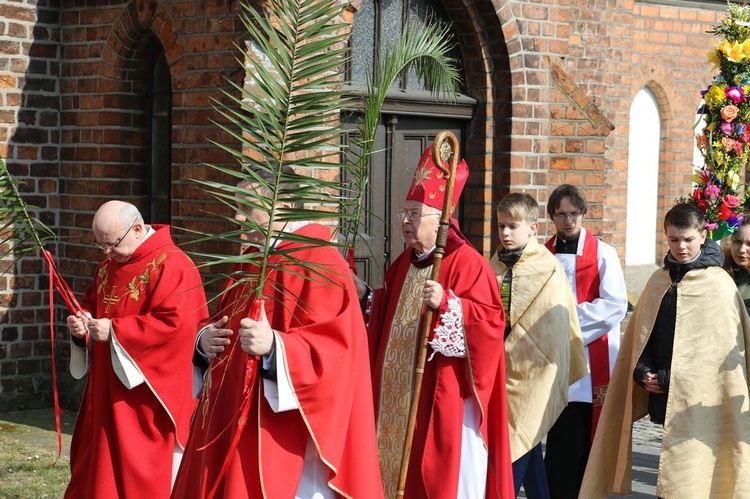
53, 1, 247, 404
492, 0, 723, 257
0, 0, 62, 411
629, 3, 724, 258
1, 0, 247, 410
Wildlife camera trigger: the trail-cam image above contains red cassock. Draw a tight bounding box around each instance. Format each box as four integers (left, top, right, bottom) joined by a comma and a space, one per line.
65, 224, 208, 499
172, 223, 383, 499
368, 223, 515, 499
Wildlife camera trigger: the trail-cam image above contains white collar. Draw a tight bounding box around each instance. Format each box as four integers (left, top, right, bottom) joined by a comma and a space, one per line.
414, 245, 436, 260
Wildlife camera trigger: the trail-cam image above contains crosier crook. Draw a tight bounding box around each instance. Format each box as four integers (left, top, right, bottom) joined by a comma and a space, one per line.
396, 131, 462, 497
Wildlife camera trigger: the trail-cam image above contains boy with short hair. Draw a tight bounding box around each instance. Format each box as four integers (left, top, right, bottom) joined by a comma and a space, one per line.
580, 202, 750, 498
489, 192, 588, 498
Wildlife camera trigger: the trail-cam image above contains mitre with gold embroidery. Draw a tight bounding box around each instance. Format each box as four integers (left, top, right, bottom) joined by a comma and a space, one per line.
405, 145, 469, 214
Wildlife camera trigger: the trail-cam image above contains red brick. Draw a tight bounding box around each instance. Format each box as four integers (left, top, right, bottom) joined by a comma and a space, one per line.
0, 5, 36, 23
550, 157, 573, 171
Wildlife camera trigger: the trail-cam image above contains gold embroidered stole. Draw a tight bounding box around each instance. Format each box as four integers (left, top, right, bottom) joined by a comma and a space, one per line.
376, 264, 432, 497
96, 254, 167, 314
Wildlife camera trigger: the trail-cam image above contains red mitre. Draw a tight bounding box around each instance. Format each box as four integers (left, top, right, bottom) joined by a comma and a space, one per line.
405, 145, 469, 214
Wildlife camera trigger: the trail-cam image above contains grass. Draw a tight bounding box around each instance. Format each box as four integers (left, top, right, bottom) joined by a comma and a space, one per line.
0, 412, 74, 499
0, 433, 70, 498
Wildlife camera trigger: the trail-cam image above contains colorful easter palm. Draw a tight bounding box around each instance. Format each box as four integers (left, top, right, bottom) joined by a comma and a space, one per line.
690, 3, 750, 239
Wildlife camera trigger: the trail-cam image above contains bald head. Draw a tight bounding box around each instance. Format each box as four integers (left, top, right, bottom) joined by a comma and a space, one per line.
93, 201, 142, 234
92, 201, 146, 262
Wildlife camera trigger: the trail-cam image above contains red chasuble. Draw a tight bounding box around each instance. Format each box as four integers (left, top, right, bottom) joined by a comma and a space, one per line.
369, 222, 514, 499
172, 223, 383, 499
66, 225, 208, 499
545, 229, 609, 438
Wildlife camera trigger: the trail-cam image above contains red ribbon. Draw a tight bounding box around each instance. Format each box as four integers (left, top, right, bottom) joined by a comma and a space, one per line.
346, 247, 357, 275
41, 249, 84, 465
205, 297, 262, 499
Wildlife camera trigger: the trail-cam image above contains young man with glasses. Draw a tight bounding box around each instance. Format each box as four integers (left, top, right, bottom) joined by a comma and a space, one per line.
65, 200, 208, 499
543, 184, 628, 499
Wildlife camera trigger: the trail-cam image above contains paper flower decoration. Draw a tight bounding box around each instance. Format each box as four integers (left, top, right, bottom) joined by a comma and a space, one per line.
689, 3, 750, 240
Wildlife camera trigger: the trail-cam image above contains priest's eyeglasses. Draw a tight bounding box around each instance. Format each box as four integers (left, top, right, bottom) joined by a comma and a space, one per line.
397, 209, 441, 223
94, 220, 137, 251
553, 211, 582, 221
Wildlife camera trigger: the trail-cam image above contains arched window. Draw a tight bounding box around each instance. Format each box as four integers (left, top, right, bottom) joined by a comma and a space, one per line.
148, 40, 171, 223
349, 0, 464, 93
626, 88, 660, 266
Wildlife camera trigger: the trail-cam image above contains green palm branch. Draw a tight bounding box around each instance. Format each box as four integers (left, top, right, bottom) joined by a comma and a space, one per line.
191, 0, 461, 302
0, 157, 58, 274
189, 0, 354, 296
341, 18, 461, 260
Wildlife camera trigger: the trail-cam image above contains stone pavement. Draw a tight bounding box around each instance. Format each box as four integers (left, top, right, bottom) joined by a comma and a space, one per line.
519, 419, 662, 498
625, 419, 662, 497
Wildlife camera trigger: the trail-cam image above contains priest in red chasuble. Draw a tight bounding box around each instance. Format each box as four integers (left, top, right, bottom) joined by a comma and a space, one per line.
368, 146, 514, 499
65, 200, 209, 499
172, 167, 383, 498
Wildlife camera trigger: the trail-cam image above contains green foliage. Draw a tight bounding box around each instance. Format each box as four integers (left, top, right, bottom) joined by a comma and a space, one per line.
193, 0, 461, 298
341, 17, 461, 252
0, 157, 58, 274
191, 0, 355, 294
709, 3, 750, 44
0, 430, 71, 498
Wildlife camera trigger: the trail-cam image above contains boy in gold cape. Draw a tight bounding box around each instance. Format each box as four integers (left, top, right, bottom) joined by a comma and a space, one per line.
580, 202, 750, 498
489, 193, 588, 498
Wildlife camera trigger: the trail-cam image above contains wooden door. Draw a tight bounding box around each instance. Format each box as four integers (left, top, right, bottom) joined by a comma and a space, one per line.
346, 114, 464, 288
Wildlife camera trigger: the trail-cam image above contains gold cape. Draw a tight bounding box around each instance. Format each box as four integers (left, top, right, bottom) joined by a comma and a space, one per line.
490, 237, 588, 461
579, 266, 750, 498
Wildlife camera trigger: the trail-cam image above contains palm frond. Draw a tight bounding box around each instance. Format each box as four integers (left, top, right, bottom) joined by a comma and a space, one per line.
340, 17, 462, 253
190, 0, 355, 294
188, 0, 462, 298
0, 157, 58, 275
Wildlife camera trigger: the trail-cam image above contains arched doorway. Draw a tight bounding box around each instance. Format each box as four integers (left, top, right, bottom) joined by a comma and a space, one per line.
346, 0, 476, 286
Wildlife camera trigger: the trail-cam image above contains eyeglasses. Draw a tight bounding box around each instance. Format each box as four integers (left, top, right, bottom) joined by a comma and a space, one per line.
397, 209, 441, 223
553, 211, 582, 221
95, 220, 137, 251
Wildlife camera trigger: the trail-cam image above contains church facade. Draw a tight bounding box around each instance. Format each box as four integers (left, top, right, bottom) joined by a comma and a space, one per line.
0, 0, 727, 409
